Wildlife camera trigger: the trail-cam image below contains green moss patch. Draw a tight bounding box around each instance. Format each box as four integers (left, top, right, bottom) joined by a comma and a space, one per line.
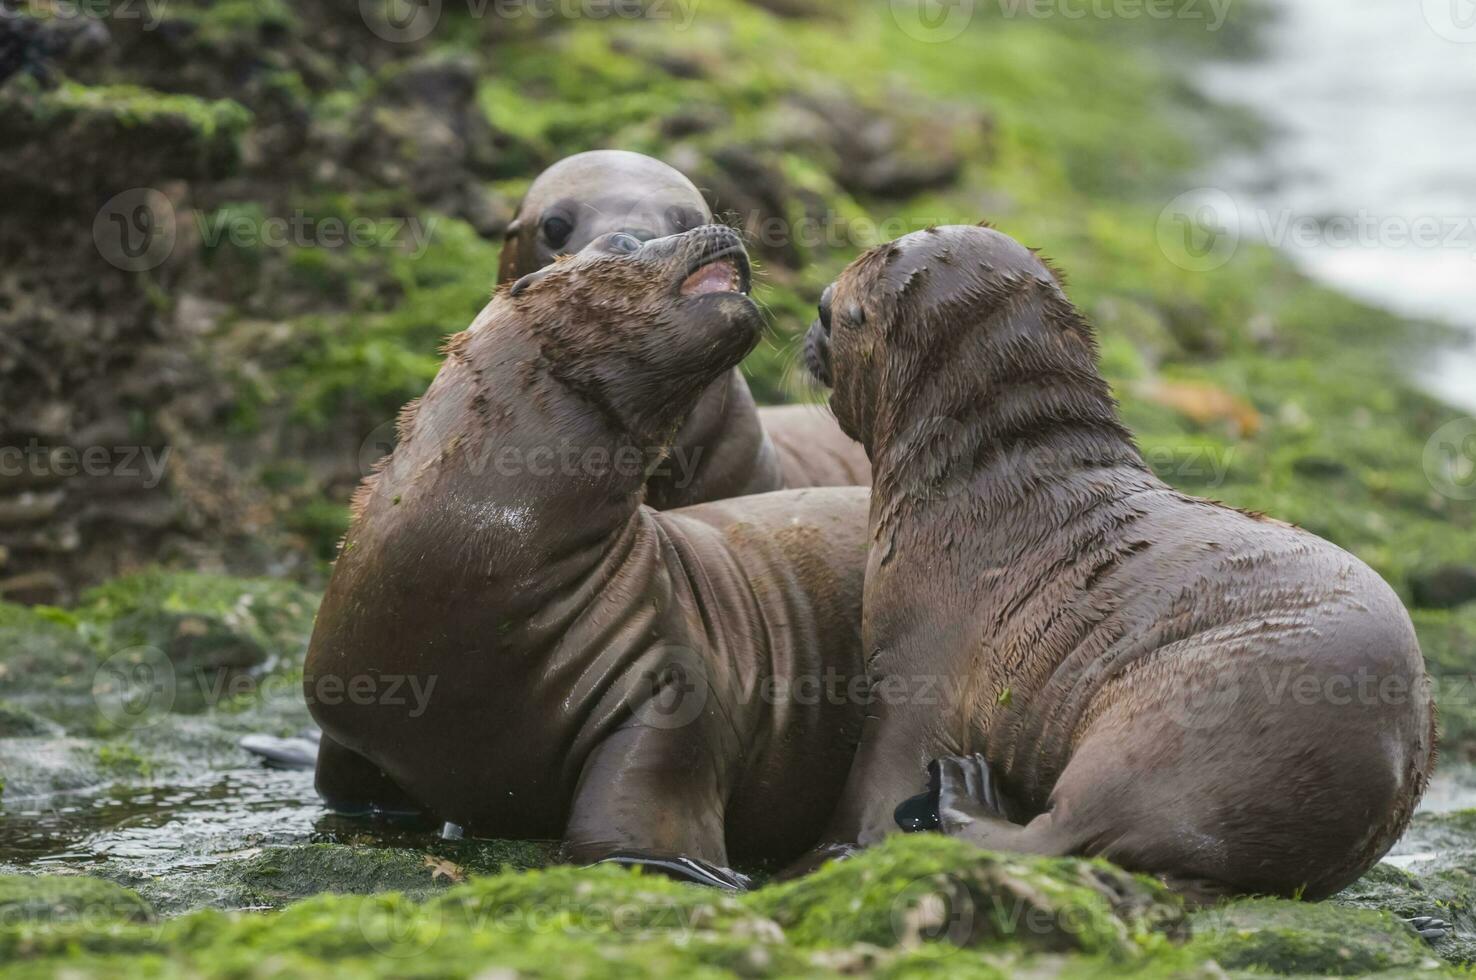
1187, 898, 1442, 976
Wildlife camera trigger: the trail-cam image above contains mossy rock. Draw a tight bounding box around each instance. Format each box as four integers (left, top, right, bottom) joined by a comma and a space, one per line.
1337, 862, 1476, 966
0, 701, 59, 738
223, 840, 557, 906
1187, 898, 1441, 975
0, 874, 154, 926
753, 835, 1185, 958
75, 570, 318, 680
0, 602, 96, 693
0, 76, 250, 198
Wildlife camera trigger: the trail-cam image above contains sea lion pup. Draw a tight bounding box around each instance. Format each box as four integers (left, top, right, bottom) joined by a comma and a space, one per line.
799, 224, 1436, 901
499, 149, 870, 507
306, 226, 869, 886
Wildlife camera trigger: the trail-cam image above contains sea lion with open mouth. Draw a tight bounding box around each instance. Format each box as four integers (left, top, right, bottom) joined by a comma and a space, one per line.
799, 224, 1436, 901
305, 226, 869, 885
499, 149, 871, 508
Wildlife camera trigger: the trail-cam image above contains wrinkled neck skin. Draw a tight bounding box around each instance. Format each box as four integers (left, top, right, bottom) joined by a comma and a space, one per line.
860, 280, 1149, 565
645, 369, 784, 510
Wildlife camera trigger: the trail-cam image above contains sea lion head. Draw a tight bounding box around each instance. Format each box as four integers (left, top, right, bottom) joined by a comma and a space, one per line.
498, 150, 713, 283
805, 224, 1092, 454
504, 223, 759, 446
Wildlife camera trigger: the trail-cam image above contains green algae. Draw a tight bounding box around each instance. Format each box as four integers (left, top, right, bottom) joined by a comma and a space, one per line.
8, 836, 1476, 978
0, 837, 1193, 977
1187, 898, 1446, 976
16, 80, 252, 138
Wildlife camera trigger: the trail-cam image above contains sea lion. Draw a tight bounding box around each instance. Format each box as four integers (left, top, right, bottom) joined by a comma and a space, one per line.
499, 149, 870, 507
306, 226, 869, 883
799, 224, 1436, 901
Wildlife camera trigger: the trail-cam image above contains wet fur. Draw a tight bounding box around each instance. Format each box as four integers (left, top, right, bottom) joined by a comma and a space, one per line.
805, 225, 1436, 900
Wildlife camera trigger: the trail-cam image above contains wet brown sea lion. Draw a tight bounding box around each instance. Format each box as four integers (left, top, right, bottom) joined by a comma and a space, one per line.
306, 226, 869, 884
499, 149, 870, 507
799, 224, 1436, 901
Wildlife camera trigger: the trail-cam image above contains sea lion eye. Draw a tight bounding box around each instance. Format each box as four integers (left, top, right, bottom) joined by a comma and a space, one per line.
607, 233, 642, 255
542, 215, 574, 249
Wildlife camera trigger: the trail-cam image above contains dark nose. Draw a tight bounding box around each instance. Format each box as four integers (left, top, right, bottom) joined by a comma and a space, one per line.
818, 284, 834, 332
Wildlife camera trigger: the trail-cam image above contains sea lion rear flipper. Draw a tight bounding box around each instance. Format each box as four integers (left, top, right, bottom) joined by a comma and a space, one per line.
1405, 915, 1454, 944
238, 729, 321, 770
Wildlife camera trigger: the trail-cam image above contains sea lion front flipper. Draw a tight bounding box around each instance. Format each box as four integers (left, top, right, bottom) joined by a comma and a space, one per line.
311, 733, 429, 822
564, 721, 731, 876
894, 760, 943, 832
592, 852, 752, 892
934, 754, 1012, 833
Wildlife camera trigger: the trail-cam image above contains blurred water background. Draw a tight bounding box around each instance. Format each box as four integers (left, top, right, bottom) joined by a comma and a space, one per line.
1201, 0, 1476, 410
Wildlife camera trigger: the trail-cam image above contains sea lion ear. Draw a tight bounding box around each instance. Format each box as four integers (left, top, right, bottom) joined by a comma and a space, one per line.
497, 218, 525, 284
508, 265, 552, 298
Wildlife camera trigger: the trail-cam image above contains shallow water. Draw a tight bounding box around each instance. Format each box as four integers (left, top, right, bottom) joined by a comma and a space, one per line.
1200, 0, 1476, 410
0, 769, 321, 871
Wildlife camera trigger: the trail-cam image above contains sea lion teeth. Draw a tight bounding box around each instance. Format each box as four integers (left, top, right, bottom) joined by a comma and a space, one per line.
681, 258, 744, 296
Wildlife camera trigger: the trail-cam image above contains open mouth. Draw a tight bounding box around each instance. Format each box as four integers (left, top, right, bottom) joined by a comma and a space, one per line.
680, 246, 752, 297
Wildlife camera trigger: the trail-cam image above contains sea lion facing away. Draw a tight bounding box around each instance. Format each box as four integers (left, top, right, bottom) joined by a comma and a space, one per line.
499, 149, 870, 507
800, 224, 1436, 901
306, 226, 869, 883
